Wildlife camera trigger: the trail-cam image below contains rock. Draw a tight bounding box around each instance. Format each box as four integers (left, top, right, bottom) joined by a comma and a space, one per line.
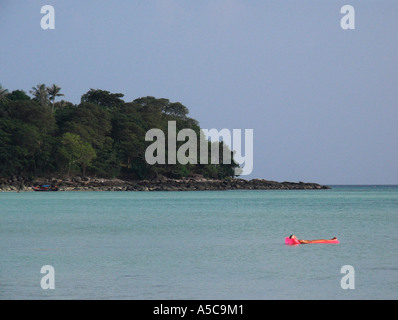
0, 175, 330, 192
73, 176, 82, 183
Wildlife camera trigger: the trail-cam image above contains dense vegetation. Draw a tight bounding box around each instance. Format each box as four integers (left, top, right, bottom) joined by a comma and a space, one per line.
0, 83, 239, 180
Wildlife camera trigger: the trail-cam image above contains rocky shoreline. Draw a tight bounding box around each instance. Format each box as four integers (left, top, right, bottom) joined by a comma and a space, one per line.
0, 175, 331, 192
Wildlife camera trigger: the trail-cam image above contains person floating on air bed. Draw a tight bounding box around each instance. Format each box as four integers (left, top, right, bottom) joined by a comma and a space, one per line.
289, 234, 338, 244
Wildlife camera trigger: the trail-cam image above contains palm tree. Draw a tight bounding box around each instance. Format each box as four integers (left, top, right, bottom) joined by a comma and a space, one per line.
47, 84, 64, 113
0, 83, 9, 101
30, 83, 49, 106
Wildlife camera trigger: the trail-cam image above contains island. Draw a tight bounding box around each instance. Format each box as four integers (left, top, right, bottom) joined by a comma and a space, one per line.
0, 84, 330, 191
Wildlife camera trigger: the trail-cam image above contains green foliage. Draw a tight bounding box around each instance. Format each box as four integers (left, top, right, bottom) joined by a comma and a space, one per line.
59, 102, 112, 149
47, 84, 64, 113
0, 84, 8, 100
81, 89, 124, 109
89, 136, 120, 178
58, 133, 96, 176
5, 100, 56, 135
0, 85, 241, 180
0, 84, 10, 107
7, 90, 31, 101
0, 118, 20, 176
30, 83, 49, 106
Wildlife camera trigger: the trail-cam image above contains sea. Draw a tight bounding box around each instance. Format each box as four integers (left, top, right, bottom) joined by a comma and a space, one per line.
0, 185, 397, 300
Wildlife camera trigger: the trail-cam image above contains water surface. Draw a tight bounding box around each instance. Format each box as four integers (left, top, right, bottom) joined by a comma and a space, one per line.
1, 186, 397, 299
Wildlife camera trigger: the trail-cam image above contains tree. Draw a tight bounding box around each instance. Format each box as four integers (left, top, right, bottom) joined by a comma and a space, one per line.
0, 118, 20, 176
59, 133, 81, 176
0, 100, 58, 176
163, 102, 189, 118
59, 133, 96, 176
111, 102, 150, 178
81, 89, 124, 109
0, 118, 44, 176
6, 100, 56, 136
7, 90, 31, 101
59, 102, 112, 150
12, 122, 41, 174
0, 84, 241, 180
30, 84, 49, 106
0, 84, 9, 106
90, 136, 120, 178
0, 84, 8, 99
77, 141, 97, 176
134, 97, 189, 118
47, 84, 64, 113
54, 99, 74, 110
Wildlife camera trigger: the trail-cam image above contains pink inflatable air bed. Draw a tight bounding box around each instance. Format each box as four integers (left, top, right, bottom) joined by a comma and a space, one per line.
285, 237, 339, 245
285, 237, 300, 245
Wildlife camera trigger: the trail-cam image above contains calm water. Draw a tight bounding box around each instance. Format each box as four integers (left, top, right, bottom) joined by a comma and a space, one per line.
1, 186, 397, 300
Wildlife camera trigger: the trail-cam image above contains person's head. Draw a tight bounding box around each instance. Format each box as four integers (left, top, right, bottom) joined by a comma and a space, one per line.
289, 235, 296, 239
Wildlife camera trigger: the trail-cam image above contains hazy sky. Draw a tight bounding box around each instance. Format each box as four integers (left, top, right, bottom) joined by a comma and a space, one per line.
1, 0, 397, 184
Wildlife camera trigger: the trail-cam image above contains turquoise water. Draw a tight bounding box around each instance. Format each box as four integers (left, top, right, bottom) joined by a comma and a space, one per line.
1, 186, 397, 300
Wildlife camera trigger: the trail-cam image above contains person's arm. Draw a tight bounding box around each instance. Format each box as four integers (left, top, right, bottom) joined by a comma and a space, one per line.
298, 239, 309, 244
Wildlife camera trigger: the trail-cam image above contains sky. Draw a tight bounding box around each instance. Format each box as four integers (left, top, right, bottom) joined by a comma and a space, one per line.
1, 0, 397, 184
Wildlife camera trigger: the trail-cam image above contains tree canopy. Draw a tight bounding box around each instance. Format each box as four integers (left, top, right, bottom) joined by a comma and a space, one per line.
0, 84, 240, 179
